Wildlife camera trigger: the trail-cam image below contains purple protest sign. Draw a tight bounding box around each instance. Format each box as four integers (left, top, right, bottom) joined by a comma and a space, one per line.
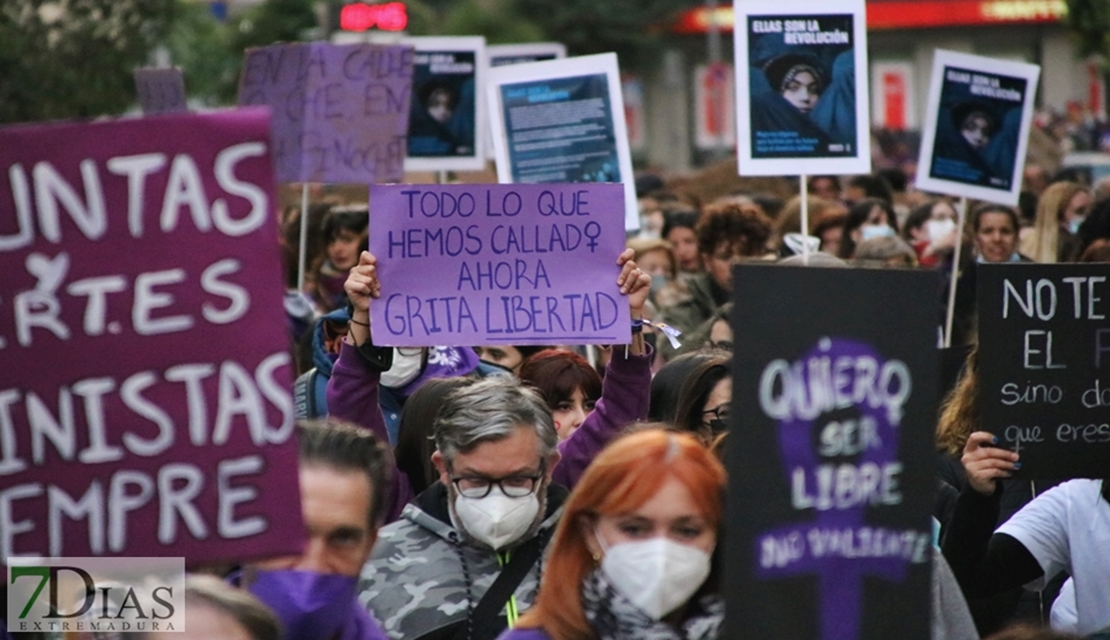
728, 266, 936, 640
134, 67, 188, 115
369, 183, 630, 346
0, 108, 304, 564
238, 42, 413, 184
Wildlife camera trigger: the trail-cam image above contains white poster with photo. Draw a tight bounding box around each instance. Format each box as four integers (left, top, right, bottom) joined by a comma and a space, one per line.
486, 53, 638, 230
403, 36, 487, 172
488, 42, 567, 67
734, 0, 870, 176
916, 50, 1040, 205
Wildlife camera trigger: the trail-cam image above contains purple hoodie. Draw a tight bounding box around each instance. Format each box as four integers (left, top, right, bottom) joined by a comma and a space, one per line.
326, 343, 652, 523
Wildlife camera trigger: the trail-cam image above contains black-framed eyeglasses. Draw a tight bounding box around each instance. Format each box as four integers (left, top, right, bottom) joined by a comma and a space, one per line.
450, 467, 544, 499
702, 406, 730, 433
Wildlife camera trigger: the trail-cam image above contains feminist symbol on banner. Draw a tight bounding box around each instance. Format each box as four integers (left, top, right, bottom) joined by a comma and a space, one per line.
754, 338, 928, 639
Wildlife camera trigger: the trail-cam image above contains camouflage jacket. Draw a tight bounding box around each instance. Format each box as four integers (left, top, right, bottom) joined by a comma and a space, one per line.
358, 482, 567, 640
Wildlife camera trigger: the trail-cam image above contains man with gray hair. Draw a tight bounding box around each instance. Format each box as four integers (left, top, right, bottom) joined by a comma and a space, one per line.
336, 249, 652, 640
358, 376, 564, 640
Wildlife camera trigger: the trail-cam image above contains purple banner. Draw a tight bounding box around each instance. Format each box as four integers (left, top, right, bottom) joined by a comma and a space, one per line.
0, 108, 305, 564
134, 67, 188, 115
238, 42, 413, 184
369, 183, 630, 346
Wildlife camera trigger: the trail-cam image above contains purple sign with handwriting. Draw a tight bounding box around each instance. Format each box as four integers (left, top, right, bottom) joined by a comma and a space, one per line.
238, 42, 413, 184
134, 67, 188, 115
728, 266, 935, 640
369, 183, 630, 346
0, 108, 304, 564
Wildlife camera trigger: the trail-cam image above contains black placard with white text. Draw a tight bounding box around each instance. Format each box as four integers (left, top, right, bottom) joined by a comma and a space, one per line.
727, 265, 935, 640
978, 263, 1110, 479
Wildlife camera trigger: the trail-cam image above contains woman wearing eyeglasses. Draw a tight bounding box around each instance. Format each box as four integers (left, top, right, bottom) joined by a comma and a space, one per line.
671, 354, 731, 446
498, 429, 725, 640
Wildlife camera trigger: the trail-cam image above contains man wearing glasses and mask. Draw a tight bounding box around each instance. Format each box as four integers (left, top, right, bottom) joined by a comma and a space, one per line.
358, 376, 564, 640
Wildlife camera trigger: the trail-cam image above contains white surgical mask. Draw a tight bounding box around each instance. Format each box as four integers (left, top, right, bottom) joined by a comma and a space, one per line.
925, 218, 956, 241
860, 224, 895, 241
453, 488, 540, 550
598, 534, 712, 620
381, 349, 423, 388
1068, 217, 1085, 234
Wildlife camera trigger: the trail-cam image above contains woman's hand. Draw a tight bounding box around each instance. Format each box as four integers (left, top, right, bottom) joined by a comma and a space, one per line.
344, 251, 381, 346
961, 431, 1020, 496
616, 248, 651, 316
615, 248, 651, 355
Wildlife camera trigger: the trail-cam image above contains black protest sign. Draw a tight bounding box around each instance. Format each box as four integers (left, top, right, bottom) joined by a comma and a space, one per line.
726, 265, 936, 640
978, 263, 1110, 479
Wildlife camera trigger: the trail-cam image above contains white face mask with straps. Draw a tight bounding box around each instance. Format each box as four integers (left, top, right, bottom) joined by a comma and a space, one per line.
380, 348, 423, 388
596, 531, 713, 620
453, 488, 540, 550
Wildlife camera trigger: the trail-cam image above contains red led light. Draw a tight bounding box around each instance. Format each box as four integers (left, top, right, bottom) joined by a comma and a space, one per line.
340, 2, 408, 32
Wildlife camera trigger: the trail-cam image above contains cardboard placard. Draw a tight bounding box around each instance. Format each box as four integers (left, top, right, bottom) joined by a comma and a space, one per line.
915, 50, 1040, 205
134, 67, 188, 115
403, 36, 487, 172
727, 265, 936, 640
0, 109, 304, 563
486, 53, 639, 231
978, 263, 1110, 479
238, 42, 414, 184
734, 0, 871, 176
368, 183, 630, 346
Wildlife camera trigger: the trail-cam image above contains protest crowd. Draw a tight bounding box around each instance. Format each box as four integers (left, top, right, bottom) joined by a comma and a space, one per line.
6, 13, 1110, 640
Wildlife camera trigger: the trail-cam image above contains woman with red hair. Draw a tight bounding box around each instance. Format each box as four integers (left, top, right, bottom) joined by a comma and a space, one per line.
499, 429, 726, 640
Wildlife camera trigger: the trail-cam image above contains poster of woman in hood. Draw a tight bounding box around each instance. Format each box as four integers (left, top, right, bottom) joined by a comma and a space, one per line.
407, 53, 477, 158
928, 67, 1025, 190
747, 13, 857, 159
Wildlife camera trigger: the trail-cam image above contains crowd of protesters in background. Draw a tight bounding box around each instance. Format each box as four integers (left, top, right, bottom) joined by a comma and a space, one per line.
7, 104, 1110, 640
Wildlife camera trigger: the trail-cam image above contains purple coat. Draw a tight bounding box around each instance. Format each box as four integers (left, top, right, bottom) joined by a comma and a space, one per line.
497, 628, 551, 640
326, 343, 652, 523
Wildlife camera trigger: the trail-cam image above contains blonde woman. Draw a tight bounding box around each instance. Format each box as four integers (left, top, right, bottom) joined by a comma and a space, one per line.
1019, 181, 1090, 263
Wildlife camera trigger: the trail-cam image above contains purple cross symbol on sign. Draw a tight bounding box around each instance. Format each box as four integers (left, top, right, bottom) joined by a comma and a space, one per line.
753, 337, 930, 640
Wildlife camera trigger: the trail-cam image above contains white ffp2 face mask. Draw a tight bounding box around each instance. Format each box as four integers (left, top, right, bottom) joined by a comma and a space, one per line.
453, 489, 540, 550
380, 349, 422, 388
599, 535, 712, 619
926, 218, 957, 241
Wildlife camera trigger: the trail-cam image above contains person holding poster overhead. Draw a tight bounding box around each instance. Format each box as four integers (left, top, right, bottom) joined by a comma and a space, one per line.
498, 430, 726, 640
331, 250, 652, 640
